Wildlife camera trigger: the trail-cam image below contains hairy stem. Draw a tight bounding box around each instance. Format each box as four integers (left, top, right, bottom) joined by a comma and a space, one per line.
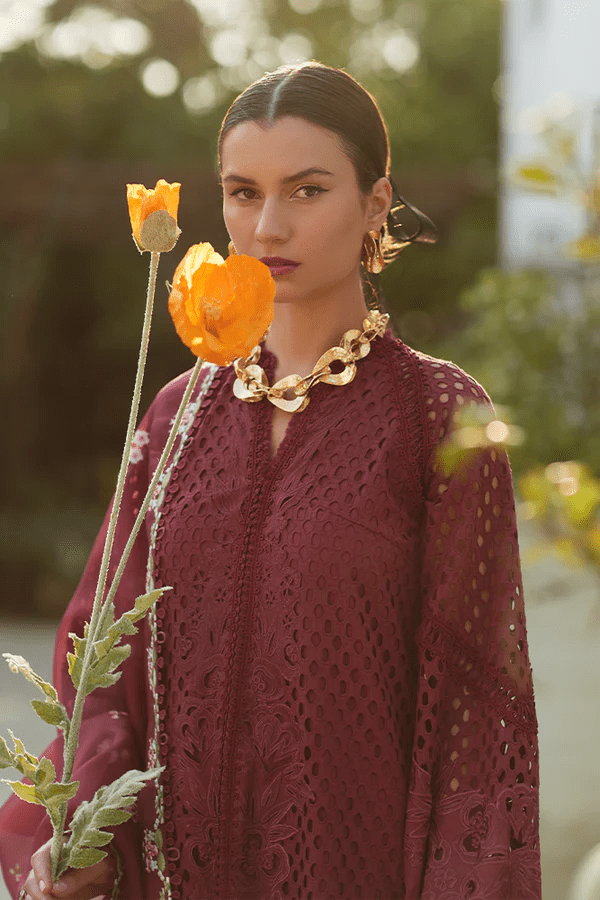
50, 250, 160, 879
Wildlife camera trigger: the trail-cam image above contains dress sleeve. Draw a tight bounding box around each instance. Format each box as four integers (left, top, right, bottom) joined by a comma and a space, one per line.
0, 403, 157, 900
403, 357, 541, 900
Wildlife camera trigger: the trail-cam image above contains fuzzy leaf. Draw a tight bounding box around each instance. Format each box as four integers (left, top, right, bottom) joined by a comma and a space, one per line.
33, 756, 56, 791
44, 780, 80, 804
12, 755, 38, 782
91, 646, 131, 677
76, 826, 114, 847
30, 698, 70, 736
84, 670, 121, 693
43, 780, 80, 828
92, 807, 131, 827
8, 731, 31, 760
67, 847, 108, 869
2, 655, 59, 703
59, 767, 163, 876
93, 589, 167, 659
3, 780, 44, 805
0, 735, 14, 768
67, 651, 83, 690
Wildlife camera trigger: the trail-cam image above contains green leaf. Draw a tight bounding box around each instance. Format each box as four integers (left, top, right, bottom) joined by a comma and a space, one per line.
67, 847, 108, 869
43, 779, 80, 828
67, 651, 83, 690
93, 589, 167, 659
8, 731, 31, 760
68, 591, 166, 698
30, 699, 70, 737
84, 670, 122, 694
76, 826, 114, 848
2, 655, 59, 703
33, 756, 56, 791
0, 735, 14, 768
92, 645, 131, 677
93, 807, 131, 827
44, 780, 79, 804
58, 767, 163, 876
3, 780, 44, 805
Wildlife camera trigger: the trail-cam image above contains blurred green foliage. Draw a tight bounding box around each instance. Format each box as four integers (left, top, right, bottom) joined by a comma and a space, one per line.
438, 266, 600, 477
436, 109, 600, 604
0, 0, 502, 616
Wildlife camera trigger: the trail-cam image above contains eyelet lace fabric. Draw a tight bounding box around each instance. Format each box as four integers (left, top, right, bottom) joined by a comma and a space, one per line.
0, 330, 541, 900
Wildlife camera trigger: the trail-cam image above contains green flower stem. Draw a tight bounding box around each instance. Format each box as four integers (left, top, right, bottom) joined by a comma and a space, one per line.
102, 355, 204, 611
50, 250, 160, 879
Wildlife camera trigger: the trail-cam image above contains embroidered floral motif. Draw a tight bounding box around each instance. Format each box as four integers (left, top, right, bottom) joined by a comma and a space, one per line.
129, 428, 150, 464
459, 797, 494, 855
144, 828, 161, 873
10, 863, 21, 882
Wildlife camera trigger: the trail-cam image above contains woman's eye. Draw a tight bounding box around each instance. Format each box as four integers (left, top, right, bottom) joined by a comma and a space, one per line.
230, 187, 257, 200
295, 184, 326, 199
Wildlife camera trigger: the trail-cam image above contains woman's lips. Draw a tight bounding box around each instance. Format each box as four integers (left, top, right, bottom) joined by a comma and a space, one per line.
260, 257, 300, 276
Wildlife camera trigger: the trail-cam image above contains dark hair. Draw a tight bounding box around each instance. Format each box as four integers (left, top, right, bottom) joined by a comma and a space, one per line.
218, 62, 437, 326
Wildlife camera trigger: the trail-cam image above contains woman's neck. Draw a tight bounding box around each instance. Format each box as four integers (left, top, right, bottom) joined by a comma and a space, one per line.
262, 279, 372, 381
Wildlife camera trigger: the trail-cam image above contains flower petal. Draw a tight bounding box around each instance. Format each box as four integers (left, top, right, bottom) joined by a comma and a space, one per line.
126, 180, 181, 251
168, 243, 274, 364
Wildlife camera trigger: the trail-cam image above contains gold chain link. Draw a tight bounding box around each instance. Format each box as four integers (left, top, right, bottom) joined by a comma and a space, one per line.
232, 309, 390, 413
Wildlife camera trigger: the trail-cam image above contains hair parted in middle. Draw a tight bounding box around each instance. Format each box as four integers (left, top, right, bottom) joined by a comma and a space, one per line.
217, 60, 437, 270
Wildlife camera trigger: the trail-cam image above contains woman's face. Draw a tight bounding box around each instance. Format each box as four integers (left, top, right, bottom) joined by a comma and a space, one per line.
220, 115, 390, 304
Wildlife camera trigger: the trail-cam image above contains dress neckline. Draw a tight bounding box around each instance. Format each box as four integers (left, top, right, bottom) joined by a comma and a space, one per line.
252, 327, 394, 466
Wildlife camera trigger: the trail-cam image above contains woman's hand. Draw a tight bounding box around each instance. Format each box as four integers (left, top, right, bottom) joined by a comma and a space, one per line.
23, 838, 117, 900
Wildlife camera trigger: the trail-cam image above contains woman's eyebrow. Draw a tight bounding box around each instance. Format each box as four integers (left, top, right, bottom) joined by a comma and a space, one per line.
222, 167, 335, 186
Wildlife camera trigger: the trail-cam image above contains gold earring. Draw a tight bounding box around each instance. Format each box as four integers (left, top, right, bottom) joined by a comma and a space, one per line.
228, 241, 237, 256
362, 230, 384, 274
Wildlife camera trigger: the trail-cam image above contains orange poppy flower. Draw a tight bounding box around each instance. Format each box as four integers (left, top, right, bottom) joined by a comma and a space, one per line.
126, 179, 181, 252
168, 243, 275, 366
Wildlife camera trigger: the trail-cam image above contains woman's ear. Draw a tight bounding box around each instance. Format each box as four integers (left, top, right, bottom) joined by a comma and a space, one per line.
366, 177, 393, 232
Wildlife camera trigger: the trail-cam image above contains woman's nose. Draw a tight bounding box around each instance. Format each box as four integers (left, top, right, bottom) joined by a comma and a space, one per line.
255, 198, 290, 245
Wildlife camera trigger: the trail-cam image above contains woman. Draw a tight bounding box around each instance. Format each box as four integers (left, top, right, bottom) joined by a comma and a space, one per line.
1, 62, 541, 900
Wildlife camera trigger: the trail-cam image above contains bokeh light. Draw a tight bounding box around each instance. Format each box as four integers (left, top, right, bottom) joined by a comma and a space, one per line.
35, 5, 151, 67
288, 0, 323, 13
189, 0, 249, 28
382, 30, 420, 73
486, 420, 510, 444
350, 22, 420, 75
182, 73, 223, 114
140, 58, 181, 98
350, 0, 384, 25
278, 32, 313, 64
0, 0, 53, 53
210, 29, 248, 68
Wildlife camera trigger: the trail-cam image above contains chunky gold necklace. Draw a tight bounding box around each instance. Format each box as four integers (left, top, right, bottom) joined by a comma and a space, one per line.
232, 308, 389, 413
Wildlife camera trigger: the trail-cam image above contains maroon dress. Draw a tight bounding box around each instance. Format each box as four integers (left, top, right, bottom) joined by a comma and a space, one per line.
0, 328, 541, 900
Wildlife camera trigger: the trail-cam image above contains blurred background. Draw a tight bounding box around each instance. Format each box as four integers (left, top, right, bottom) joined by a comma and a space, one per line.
1, 0, 600, 898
